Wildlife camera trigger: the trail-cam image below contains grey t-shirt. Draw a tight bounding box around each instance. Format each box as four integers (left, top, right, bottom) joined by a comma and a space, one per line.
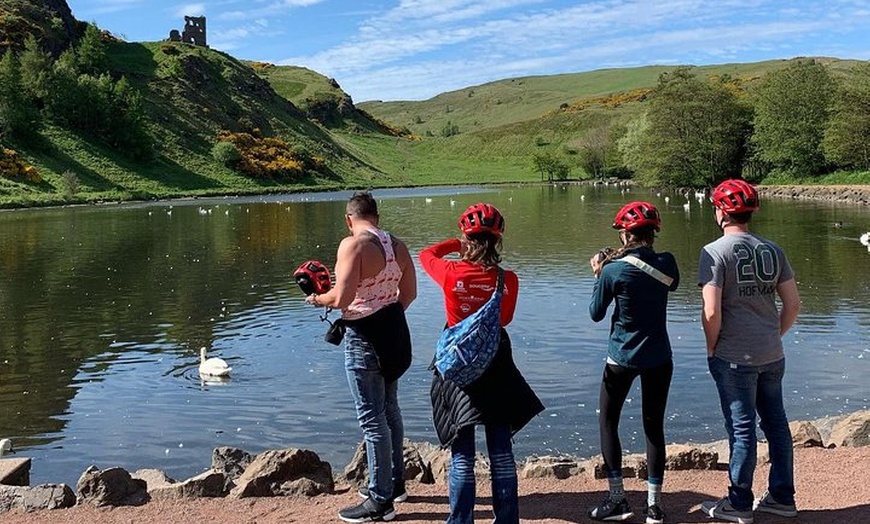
697, 232, 794, 366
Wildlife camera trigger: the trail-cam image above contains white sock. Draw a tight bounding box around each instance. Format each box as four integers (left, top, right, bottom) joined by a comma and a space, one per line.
648, 482, 662, 507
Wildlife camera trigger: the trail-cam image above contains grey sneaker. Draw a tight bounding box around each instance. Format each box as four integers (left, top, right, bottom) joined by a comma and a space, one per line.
753, 490, 797, 517
701, 497, 754, 524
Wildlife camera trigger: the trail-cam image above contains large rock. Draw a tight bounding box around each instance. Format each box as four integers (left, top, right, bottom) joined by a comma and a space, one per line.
412, 441, 453, 485
343, 440, 436, 486
665, 444, 719, 470
829, 411, 870, 448
0, 484, 76, 513
591, 454, 647, 480
520, 456, 583, 480
229, 449, 333, 498
705, 439, 769, 466
132, 469, 176, 490
411, 440, 490, 484
76, 466, 149, 507
212, 446, 253, 480
790, 421, 824, 448
148, 470, 229, 500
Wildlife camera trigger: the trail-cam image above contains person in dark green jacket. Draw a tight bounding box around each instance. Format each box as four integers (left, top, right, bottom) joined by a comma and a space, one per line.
587, 201, 680, 524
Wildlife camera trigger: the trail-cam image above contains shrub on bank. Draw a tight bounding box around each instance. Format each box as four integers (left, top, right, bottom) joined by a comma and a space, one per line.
0, 147, 40, 183
215, 131, 325, 180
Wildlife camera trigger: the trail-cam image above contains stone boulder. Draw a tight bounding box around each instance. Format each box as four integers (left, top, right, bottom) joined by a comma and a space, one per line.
591, 454, 647, 480
790, 420, 824, 448
76, 466, 149, 507
343, 440, 436, 487
829, 411, 870, 448
665, 444, 719, 470
132, 469, 176, 490
520, 456, 583, 480
229, 448, 333, 498
0, 484, 76, 513
409, 440, 491, 484
148, 470, 229, 500
212, 446, 254, 480
705, 439, 769, 466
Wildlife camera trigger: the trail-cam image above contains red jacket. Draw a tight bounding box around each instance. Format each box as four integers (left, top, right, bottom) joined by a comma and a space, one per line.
419, 238, 519, 327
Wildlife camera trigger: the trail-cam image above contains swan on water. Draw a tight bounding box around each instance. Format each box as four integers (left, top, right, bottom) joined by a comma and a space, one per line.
199, 347, 232, 377
860, 232, 870, 247
0, 438, 12, 456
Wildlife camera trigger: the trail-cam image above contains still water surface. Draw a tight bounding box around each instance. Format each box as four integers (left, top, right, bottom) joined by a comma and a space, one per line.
0, 185, 868, 487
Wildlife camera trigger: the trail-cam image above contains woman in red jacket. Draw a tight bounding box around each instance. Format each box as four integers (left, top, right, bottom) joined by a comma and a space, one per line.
420, 203, 543, 524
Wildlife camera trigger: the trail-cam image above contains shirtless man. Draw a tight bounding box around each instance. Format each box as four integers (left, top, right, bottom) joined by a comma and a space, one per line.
305, 191, 416, 523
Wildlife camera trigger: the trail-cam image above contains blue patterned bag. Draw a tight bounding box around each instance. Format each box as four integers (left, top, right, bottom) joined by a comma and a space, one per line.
434, 268, 504, 387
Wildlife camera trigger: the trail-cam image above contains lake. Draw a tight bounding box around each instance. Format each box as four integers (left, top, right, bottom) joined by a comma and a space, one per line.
0, 184, 868, 487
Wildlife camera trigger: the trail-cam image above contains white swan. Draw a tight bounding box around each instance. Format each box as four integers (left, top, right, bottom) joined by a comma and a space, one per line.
860, 232, 870, 247
0, 438, 12, 456
199, 347, 231, 377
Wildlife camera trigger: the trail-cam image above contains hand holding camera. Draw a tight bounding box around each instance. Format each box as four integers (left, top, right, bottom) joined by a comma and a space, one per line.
590, 247, 615, 278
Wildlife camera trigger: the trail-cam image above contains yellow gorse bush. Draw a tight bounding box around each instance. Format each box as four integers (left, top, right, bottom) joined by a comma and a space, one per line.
216, 131, 316, 179
0, 148, 41, 183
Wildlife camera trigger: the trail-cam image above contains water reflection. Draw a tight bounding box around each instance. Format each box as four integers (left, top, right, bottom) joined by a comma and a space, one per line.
0, 186, 867, 486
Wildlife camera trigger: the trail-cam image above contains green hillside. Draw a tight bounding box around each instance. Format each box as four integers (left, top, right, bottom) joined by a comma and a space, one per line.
358, 58, 860, 136
0, 0, 866, 209
0, 0, 412, 208
350, 57, 867, 185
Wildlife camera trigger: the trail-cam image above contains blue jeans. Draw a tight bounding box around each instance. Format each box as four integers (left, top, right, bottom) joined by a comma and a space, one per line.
345, 327, 404, 504
708, 357, 794, 510
448, 424, 518, 524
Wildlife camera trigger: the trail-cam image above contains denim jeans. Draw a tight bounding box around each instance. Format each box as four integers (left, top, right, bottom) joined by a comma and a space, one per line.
708, 356, 794, 510
345, 326, 404, 504
448, 424, 518, 524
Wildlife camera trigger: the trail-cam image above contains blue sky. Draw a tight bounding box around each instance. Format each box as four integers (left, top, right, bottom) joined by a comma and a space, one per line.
66, 0, 870, 102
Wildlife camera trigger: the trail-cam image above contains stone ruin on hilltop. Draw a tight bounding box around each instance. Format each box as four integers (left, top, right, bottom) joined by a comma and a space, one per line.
168, 16, 207, 47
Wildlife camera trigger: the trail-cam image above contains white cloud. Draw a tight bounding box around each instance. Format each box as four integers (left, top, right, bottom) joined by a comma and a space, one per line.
280, 0, 325, 5
82, 0, 147, 15
218, 0, 327, 21
275, 0, 870, 101
173, 3, 206, 17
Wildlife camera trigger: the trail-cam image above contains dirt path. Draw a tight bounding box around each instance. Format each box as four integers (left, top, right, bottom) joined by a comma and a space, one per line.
3, 446, 868, 523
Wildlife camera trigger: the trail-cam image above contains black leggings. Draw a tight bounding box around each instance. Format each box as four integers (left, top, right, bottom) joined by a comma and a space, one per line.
598, 359, 673, 484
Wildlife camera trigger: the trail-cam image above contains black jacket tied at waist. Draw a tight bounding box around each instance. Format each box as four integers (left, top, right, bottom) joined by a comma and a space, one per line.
343, 301, 412, 384
430, 328, 544, 447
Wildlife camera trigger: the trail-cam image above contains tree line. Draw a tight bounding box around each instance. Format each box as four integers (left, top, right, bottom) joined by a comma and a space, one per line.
545, 60, 870, 187
0, 24, 152, 159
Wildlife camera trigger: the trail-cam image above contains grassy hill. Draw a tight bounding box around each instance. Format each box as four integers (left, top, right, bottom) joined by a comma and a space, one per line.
349, 57, 865, 184
0, 0, 414, 208
0, 1, 865, 208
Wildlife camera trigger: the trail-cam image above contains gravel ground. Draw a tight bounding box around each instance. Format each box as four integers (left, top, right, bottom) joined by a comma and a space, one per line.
2, 446, 868, 523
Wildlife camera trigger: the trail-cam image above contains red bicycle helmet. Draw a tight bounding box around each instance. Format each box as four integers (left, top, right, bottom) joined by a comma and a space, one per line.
458, 203, 505, 237
612, 201, 661, 232
711, 179, 759, 214
293, 260, 331, 295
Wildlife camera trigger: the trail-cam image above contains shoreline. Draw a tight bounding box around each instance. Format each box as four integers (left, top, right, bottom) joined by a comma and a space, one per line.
2, 410, 868, 522
756, 184, 870, 205
2, 447, 868, 523
1, 183, 869, 212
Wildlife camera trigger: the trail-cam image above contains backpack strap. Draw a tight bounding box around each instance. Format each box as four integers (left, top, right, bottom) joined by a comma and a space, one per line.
494, 267, 505, 295
620, 255, 674, 287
